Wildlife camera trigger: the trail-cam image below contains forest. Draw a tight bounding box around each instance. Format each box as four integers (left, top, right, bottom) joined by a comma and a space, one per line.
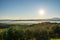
0, 22, 60, 40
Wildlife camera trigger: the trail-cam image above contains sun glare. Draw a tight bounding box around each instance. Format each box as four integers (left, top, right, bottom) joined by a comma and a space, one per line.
38, 9, 45, 15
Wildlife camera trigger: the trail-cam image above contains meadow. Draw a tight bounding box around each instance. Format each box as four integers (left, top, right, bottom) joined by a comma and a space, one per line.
0, 22, 60, 40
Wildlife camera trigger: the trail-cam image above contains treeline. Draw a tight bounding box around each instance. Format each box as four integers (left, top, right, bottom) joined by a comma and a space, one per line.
0, 23, 60, 40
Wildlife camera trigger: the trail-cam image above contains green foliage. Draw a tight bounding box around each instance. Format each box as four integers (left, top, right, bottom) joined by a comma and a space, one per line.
0, 23, 60, 40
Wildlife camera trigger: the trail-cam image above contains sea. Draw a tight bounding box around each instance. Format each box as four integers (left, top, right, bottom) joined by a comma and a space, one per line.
0, 21, 60, 24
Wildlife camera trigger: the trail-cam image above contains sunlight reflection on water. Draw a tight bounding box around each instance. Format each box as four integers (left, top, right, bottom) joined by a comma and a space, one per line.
0, 21, 60, 24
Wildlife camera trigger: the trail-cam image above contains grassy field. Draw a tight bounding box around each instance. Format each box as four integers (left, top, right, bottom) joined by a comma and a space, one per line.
50, 38, 60, 40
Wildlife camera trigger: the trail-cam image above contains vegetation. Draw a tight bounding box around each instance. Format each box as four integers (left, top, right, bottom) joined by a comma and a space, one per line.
0, 22, 60, 40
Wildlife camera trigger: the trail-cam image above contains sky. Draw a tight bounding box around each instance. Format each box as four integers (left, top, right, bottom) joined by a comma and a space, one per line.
0, 0, 60, 19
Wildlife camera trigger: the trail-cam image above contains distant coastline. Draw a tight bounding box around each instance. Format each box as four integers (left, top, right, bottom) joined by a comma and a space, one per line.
0, 20, 60, 21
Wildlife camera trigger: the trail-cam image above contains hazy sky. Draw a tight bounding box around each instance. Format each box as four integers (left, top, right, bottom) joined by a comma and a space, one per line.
0, 0, 60, 19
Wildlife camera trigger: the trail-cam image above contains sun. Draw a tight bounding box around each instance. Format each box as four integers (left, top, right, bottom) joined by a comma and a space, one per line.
38, 9, 45, 15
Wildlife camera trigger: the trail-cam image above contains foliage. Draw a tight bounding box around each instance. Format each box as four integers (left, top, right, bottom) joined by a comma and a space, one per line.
0, 23, 60, 40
